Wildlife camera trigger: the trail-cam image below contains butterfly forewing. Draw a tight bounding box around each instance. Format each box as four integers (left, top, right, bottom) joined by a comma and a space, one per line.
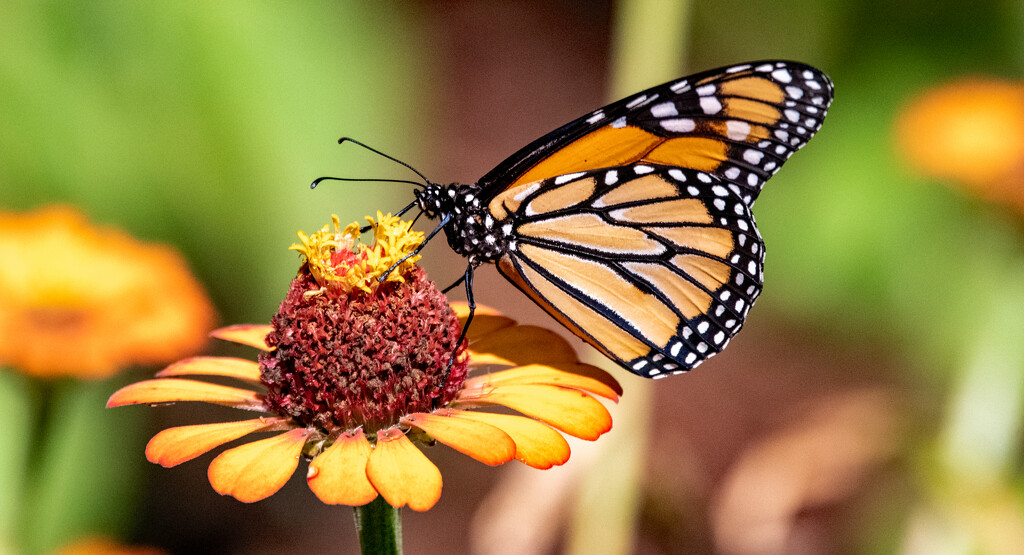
478, 61, 834, 207
494, 164, 764, 378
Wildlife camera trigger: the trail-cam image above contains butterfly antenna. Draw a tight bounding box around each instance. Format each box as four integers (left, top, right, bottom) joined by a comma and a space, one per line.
310, 176, 425, 189
311, 137, 431, 189
339, 137, 431, 185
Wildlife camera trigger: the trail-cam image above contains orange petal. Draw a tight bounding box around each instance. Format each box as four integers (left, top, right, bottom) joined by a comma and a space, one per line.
106, 378, 265, 410
146, 417, 289, 467
443, 409, 570, 469
401, 412, 515, 466
466, 350, 518, 367
207, 427, 310, 503
307, 429, 378, 506
455, 384, 612, 440
210, 324, 274, 351
451, 302, 516, 340
469, 325, 579, 366
548, 362, 624, 397
366, 428, 442, 511
464, 364, 619, 401
156, 356, 262, 384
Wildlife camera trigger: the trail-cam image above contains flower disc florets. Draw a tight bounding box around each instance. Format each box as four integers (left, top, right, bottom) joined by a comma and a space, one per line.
259, 213, 467, 433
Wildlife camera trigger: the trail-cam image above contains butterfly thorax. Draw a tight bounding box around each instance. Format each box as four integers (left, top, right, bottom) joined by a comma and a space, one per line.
415, 183, 512, 262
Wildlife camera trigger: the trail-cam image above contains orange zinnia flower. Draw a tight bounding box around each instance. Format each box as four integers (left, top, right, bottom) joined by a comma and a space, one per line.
108, 213, 619, 511
0, 205, 215, 378
896, 78, 1024, 211
54, 536, 166, 555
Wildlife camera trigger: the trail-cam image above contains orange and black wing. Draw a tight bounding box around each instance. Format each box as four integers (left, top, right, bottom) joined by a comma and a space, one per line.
478, 60, 834, 206
490, 164, 763, 378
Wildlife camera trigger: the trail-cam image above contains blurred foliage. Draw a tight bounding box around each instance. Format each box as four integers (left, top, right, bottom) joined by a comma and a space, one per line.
0, 2, 429, 554
0, 1, 427, 326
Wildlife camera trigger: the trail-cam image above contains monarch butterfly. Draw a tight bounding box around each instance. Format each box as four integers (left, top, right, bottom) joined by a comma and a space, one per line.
316, 60, 833, 379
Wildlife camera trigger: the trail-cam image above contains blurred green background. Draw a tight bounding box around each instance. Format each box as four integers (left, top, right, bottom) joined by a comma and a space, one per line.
2, 0, 1024, 553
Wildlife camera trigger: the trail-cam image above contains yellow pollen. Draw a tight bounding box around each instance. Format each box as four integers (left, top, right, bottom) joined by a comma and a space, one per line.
290, 212, 425, 293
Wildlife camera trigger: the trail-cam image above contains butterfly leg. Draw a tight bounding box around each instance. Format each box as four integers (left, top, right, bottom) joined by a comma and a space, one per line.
357, 201, 419, 234
441, 274, 466, 294
379, 213, 452, 280
436, 260, 478, 408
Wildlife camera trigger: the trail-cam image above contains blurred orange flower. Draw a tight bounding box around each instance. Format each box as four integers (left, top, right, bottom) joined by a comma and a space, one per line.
896, 79, 1024, 210
108, 214, 619, 511
0, 206, 215, 378
54, 536, 166, 555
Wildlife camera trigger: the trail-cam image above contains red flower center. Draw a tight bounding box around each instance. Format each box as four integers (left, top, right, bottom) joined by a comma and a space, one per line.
258, 266, 468, 433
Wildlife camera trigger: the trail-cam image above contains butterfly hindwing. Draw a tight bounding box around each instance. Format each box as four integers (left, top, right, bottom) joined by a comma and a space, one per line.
493, 164, 764, 378
478, 61, 834, 207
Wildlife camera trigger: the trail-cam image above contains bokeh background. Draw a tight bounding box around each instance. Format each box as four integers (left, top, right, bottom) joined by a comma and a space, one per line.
3, 0, 1024, 553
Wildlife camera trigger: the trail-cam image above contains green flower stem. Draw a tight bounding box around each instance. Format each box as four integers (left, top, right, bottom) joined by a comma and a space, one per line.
0, 371, 34, 555
939, 263, 1024, 486
20, 377, 145, 555
354, 496, 402, 555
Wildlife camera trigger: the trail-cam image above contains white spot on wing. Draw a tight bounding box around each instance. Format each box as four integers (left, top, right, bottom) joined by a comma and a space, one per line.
650, 102, 678, 118
771, 69, 793, 83
626, 95, 648, 109
726, 120, 751, 141
700, 96, 722, 115
554, 172, 585, 185
660, 118, 696, 132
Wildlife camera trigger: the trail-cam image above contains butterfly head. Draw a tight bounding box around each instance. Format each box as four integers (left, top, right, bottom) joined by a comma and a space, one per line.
414, 183, 457, 219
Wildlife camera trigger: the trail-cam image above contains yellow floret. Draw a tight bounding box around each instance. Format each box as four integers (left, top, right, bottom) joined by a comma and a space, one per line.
290, 212, 425, 293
